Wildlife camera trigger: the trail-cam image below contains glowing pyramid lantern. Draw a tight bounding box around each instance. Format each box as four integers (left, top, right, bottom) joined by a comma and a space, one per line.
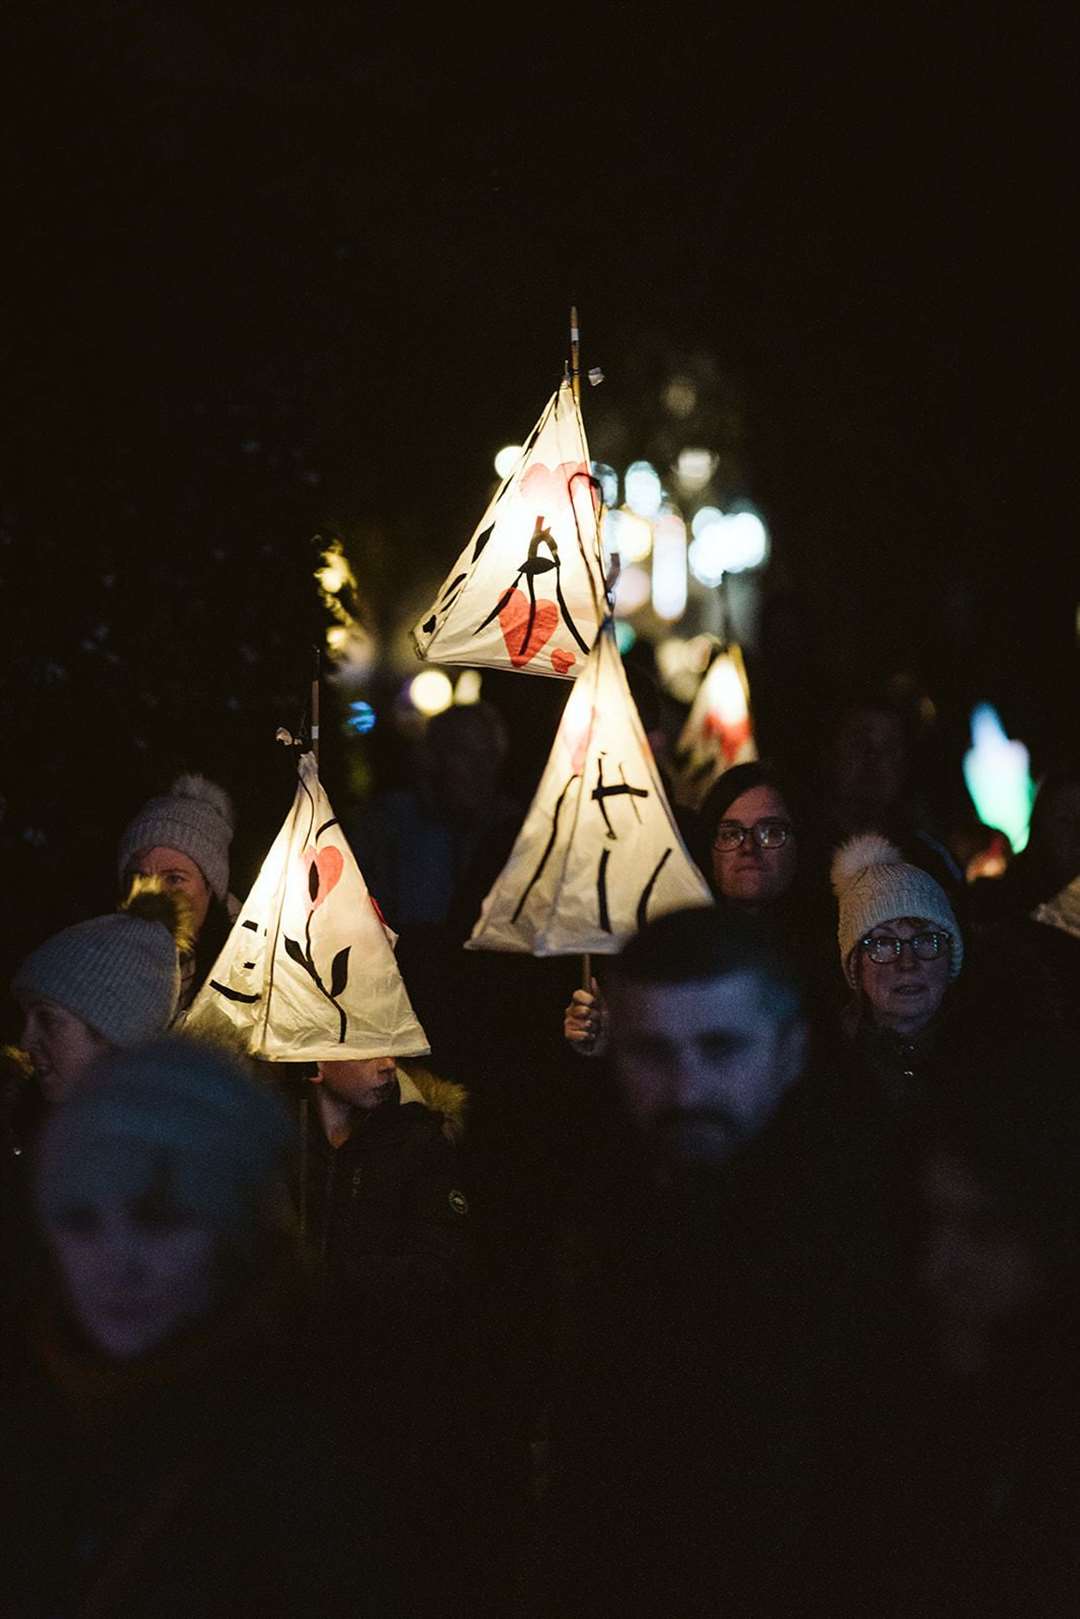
412, 378, 607, 680
187, 752, 429, 1062
467, 622, 712, 956
672, 646, 757, 809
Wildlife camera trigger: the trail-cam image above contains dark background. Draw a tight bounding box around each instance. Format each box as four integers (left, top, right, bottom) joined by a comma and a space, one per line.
2, 3, 1076, 951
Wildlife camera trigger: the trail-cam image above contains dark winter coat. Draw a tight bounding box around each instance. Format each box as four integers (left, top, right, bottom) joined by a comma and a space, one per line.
296, 1068, 474, 1367
0, 1263, 397, 1619
291, 1068, 481, 1617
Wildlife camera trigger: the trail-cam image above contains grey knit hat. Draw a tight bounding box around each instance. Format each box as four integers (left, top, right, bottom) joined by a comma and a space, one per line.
13, 883, 190, 1047
35, 1035, 294, 1238
831, 833, 963, 988
117, 773, 235, 902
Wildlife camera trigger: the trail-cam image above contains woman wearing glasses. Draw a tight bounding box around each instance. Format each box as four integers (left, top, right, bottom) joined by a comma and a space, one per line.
564, 762, 804, 1053
830, 831, 963, 1102
698, 761, 800, 912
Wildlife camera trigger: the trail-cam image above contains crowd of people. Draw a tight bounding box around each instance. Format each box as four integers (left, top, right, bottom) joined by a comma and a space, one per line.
2, 687, 1079, 1616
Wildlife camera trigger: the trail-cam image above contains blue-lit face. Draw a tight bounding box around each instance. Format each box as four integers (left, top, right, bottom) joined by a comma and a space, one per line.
45, 1196, 217, 1361
609, 973, 807, 1166
20, 997, 109, 1103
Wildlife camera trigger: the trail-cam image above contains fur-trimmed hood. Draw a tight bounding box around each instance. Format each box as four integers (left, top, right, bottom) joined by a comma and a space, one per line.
397, 1065, 468, 1145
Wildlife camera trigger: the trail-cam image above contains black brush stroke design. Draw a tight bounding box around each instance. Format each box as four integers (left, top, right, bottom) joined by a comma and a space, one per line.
567, 465, 607, 617
512, 775, 578, 923
281, 853, 351, 1043
474, 521, 589, 656
597, 849, 613, 933
210, 980, 260, 1004
472, 521, 495, 563
636, 848, 673, 931
591, 755, 649, 839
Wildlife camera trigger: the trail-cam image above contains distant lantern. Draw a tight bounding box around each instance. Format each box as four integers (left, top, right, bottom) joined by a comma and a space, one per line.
963, 703, 1035, 853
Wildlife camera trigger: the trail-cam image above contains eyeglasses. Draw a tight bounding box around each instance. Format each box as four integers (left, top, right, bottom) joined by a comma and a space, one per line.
858, 931, 950, 965
712, 819, 794, 852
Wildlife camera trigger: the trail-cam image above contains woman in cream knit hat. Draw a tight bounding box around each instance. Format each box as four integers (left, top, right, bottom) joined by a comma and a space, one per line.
831, 833, 963, 1101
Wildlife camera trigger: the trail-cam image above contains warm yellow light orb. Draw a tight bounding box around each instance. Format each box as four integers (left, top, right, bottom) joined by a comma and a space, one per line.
410, 669, 454, 716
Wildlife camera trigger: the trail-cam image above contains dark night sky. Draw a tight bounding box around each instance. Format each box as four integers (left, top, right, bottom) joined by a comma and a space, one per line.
2, 3, 1076, 933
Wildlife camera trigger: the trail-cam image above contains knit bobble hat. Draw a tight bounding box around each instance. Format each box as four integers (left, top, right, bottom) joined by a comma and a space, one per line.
117, 774, 235, 902
35, 1035, 294, 1240
13, 880, 191, 1047
831, 833, 963, 989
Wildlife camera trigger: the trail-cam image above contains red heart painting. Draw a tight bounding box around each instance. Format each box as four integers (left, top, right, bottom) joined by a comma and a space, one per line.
303, 845, 344, 911
499, 589, 559, 667
550, 648, 576, 675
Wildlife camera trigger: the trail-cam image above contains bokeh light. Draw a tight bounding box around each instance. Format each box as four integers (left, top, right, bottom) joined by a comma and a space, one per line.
454, 669, 483, 705
604, 507, 653, 564
409, 668, 454, 716
591, 462, 619, 507
624, 460, 663, 519
651, 511, 687, 621
613, 564, 651, 616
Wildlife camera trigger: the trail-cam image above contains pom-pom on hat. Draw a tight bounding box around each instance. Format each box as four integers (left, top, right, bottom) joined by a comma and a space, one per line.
831, 833, 963, 989
13, 879, 192, 1048
117, 773, 235, 902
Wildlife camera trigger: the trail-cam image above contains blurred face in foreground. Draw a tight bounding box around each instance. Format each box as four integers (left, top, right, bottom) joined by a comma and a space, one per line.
710, 785, 798, 909
315, 1056, 397, 1111
45, 1191, 217, 1360
856, 915, 951, 1038
20, 997, 110, 1103
609, 972, 807, 1167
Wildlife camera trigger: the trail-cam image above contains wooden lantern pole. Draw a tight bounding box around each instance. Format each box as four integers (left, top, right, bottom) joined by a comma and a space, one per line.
570, 308, 592, 993
570, 304, 581, 407
310, 645, 321, 766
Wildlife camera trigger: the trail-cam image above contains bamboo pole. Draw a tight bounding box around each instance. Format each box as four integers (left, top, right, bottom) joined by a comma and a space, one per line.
310, 645, 321, 766
571, 308, 591, 991
570, 305, 581, 406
